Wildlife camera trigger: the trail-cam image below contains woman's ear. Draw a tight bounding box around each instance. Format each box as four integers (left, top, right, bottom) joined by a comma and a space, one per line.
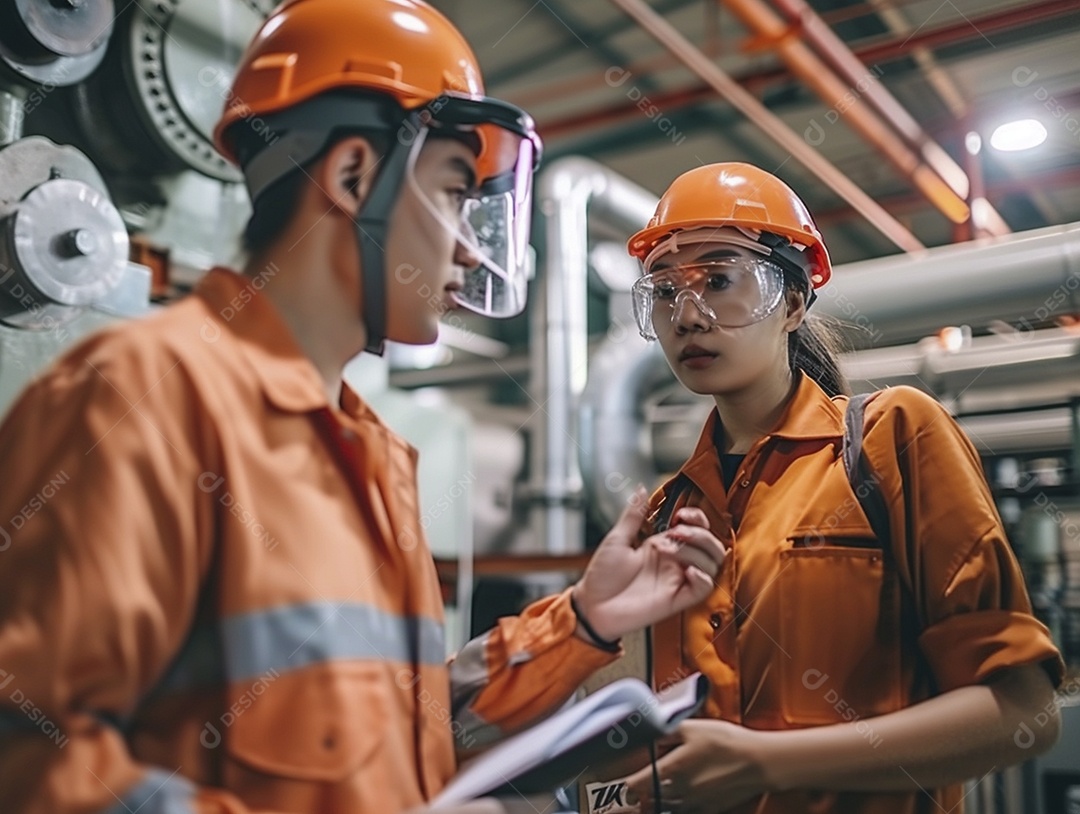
314, 136, 381, 217
783, 288, 807, 333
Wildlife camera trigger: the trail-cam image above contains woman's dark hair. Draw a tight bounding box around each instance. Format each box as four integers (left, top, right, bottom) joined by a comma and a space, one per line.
782, 272, 851, 398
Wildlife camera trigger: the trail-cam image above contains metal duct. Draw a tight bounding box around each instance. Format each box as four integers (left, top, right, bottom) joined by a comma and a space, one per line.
582, 323, 1080, 526
817, 221, 1080, 346
530, 156, 657, 553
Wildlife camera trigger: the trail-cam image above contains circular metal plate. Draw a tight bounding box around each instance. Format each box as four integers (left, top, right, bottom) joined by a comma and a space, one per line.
14, 0, 114, 57
8, 178, 130, 307
129, 0, 275, 182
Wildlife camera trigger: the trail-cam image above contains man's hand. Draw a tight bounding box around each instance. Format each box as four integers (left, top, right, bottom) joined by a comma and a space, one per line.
572, 487, 727, 642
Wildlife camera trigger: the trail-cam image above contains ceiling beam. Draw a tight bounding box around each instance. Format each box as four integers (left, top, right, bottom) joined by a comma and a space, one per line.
485, 0, 698, 91
812, 163, 1080, 226
534, 0, 1080, 141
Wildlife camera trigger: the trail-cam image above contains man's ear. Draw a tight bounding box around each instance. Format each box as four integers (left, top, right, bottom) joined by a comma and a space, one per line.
783, 288, 808, 333
314, 136, 381, 217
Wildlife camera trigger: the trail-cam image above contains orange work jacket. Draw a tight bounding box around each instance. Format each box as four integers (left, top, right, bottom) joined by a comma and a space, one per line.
0, 268, 616, 813
648, 373, 1064, 814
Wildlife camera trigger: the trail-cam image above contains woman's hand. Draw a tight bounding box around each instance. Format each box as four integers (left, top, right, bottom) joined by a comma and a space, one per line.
622, 719, 772, 814
573, 488, 728, 642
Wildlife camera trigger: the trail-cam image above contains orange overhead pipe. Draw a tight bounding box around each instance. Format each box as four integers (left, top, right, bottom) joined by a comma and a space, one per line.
721, 0, 974, 228
771, 0, 971, 198
605, 0, 925, 253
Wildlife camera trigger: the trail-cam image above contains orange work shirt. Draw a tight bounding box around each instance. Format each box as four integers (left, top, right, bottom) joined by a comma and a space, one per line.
0, 268, 616, 814
648, 373, 1064, 814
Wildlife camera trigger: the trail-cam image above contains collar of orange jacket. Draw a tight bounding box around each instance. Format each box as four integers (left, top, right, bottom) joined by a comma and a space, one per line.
196, 267, 374, 419
687, 372, 849, 465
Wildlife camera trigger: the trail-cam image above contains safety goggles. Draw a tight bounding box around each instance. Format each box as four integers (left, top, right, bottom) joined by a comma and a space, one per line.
631, 257, 786, 339
405, 94, 541, 319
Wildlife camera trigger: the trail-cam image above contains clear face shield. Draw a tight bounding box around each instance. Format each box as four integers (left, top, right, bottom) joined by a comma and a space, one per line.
404, 94, 541, 318
631, 256, 787, 340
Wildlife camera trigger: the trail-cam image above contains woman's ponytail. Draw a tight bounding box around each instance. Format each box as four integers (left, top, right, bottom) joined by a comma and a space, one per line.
788, 314, 851, 397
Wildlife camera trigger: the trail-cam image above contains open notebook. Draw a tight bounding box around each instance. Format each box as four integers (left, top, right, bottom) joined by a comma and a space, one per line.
431, 672, 709, 806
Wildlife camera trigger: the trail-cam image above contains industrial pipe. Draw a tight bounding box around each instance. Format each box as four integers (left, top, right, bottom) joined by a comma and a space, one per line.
605, 0, 924, 253
816, 221, 1080, 345
583, 221, 1080, 525
766, 0, 971, 202
530, 156, 657, 553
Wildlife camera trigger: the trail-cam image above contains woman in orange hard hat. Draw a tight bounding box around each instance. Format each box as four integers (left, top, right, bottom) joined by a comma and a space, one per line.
620, 163, 1064, 814
0, 2, 727, 813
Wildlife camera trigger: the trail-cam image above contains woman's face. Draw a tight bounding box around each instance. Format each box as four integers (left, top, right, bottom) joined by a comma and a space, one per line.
646, 241, 805, 397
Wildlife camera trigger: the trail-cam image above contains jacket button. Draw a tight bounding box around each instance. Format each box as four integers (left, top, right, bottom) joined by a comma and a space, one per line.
709, 614, 722, 629
739, 479, 750, 488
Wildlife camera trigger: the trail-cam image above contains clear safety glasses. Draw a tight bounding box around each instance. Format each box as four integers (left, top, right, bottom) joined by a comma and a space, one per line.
405, 94, 542, 319
631, 257, 786, 340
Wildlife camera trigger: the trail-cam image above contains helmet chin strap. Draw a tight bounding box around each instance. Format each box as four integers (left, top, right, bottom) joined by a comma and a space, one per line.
352, 114, 420, 356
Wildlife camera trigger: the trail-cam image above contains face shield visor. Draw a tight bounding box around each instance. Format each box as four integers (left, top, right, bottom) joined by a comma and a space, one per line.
403, 94, 541, 319
631, 256, 787, 340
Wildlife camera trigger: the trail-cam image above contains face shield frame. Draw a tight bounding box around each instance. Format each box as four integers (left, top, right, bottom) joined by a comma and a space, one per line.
403, 93, 542, 319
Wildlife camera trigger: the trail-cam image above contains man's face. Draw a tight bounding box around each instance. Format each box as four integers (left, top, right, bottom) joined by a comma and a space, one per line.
382, 136, 481, 345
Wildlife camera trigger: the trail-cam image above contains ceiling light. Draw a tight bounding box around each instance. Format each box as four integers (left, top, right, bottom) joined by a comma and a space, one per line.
989, 119, 1048, 152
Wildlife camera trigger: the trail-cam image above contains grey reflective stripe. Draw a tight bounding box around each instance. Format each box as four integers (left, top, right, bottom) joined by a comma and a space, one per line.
449, 630, 491, 715
222, 601, 446, 682
452, 705, 504, 749
102, 768, 197, 814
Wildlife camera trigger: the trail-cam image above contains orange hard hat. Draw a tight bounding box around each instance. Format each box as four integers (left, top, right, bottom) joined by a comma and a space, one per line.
213, 0, 486, 163
628, 162, 832, 288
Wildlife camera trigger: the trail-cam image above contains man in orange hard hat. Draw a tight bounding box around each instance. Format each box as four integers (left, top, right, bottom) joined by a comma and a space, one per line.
0, 2, 726, 813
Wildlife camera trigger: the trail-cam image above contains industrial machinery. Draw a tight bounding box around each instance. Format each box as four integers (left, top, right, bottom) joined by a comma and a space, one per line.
0, 1, 1077, 810
0, 0, 151, 410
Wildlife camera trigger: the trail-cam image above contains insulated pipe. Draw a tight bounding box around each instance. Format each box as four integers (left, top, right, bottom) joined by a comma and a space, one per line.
816, 221, 1080, 345
530, 156, 657, 553
582, 221, 1080, 526
606, 0, 924, 253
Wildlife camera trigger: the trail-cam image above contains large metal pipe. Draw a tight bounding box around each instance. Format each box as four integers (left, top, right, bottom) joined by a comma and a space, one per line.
817, 221, 1080, 346
582, 220, 1080, 526
530, 156, 658, 553
606, 0, 924, 253
584, 326, 1080, 525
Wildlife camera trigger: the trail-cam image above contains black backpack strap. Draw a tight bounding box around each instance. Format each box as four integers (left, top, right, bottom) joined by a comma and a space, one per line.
842, 392, 892, 549
651, 472, 693, 533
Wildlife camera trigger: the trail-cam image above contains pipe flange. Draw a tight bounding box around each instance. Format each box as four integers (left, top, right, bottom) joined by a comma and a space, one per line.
0, 0, 114, 86
0, 178, 129, 328
128, 0, 276, 182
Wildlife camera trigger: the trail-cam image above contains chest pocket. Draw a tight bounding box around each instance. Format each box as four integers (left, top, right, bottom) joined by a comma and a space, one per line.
778, 526, 904, 725
224, 663, 388, 785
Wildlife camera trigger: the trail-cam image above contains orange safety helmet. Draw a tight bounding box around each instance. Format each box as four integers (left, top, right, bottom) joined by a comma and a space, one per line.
627, 162, 832, 289
213, 0, 485, 163
211, 0, 542, 354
